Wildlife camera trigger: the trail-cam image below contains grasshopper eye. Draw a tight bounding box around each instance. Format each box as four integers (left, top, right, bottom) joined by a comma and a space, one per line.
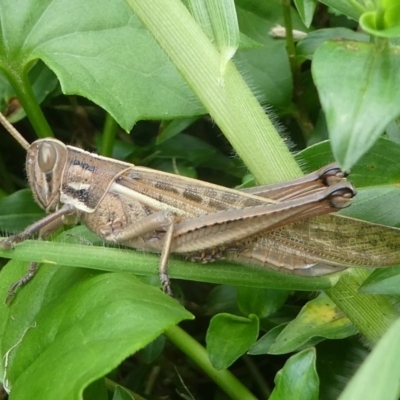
38, 142, 57, 173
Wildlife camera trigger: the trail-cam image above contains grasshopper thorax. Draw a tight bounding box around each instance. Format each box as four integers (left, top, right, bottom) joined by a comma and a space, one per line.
26, 139, 68, 212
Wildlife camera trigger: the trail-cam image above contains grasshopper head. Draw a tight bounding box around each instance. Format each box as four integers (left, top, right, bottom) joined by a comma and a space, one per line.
26, 139, 68, 212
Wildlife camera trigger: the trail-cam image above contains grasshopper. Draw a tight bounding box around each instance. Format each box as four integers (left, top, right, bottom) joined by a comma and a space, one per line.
1, 112, 400, 300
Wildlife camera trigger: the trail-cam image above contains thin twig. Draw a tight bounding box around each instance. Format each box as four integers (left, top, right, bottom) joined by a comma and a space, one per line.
0, 112, 30, 150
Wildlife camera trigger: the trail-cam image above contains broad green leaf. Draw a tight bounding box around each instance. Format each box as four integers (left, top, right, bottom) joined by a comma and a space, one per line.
155, 133, 237, 172
0, 189, 44, 234
112, 386, 136, 400
235, 0, 307, 109
293, 0, 317, 28
268, 293, 357, 354
206, 286, 240, 316
262, 304, 301, 328
0, 260, 192, 399
318, 0, 365, 21
83, 378, 108, 400
0, 187, 8, 199
238, 32, 264, 49
339, 186, 400, 228
296, 28, 369, 60
295, 139, 334, 167
359, 266, 400, 295
139, 335, 166, 364
206, 313, 259, 369
0, 0, 205, 131
298, 138, 400, 228
339, 318, 400, 400
270, 348, 319, 400
317, 338, 368, 400
237, 287, 288, 318
298, 138, 400, 187
248, 324, 286, 355
386, 119, 400, 144
156, 117, 200, 144
313, 41, 400, 170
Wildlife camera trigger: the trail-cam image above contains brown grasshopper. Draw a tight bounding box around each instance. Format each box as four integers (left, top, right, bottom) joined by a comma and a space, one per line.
0, 113, 399, 300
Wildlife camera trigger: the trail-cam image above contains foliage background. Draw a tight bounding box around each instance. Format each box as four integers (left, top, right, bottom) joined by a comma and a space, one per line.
1, 0, 400, 399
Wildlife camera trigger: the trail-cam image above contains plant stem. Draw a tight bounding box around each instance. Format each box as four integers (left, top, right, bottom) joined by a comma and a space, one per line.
101, 113, 118, 157
105, 378, 146, 400
243, 355, 271, 398
2, 69, 54, 138
325, 269, 399, 344
0, 236, 339, 291
280, 0, 313, 139
165, 325, 258, 400
125, 0, 400, 348
126, 0, 301, 184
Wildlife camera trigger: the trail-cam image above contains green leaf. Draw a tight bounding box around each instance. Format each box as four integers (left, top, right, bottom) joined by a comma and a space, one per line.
298, 138, 400, 187
156, 117, 200, 144
317, 337, 368, 400
185, 0, 241, 75
339, 318, 400, 400
339, 186, 400, 228
0, 189, 44, 234
298, 138, 400, 228
0, 260, 192, 399
296, 28, 369, 60
235, 0, 307, 109
0, 0, 205, 130
293, 0, 317, 28
359, 266, 400, 295
205, 0, 240, 74
0, 62, 59, 122
156, 133, 236, 170
206, 286, 240, 316
139, 335, 166, 364
126, 0, 301, 184
206, 313, 259, 369
313, 41, 400, 170
112, 386, 136, 400
360, 2, 400, 38
237, 287, 288, 318
268, 293, 357, 355
83, 378, 108, 400
183, 0, 214, 42
238, 32, 264, 49
248, 324, 286, 355
318, 0, 365, 21
386, 119, 400, 144
270, 348, 319, 400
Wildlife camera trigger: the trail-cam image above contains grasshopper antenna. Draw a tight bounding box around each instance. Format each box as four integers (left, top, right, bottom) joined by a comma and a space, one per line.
0, 112, 30, 150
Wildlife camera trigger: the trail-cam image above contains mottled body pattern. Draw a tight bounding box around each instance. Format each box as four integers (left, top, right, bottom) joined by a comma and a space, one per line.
3, 137, 400, 299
